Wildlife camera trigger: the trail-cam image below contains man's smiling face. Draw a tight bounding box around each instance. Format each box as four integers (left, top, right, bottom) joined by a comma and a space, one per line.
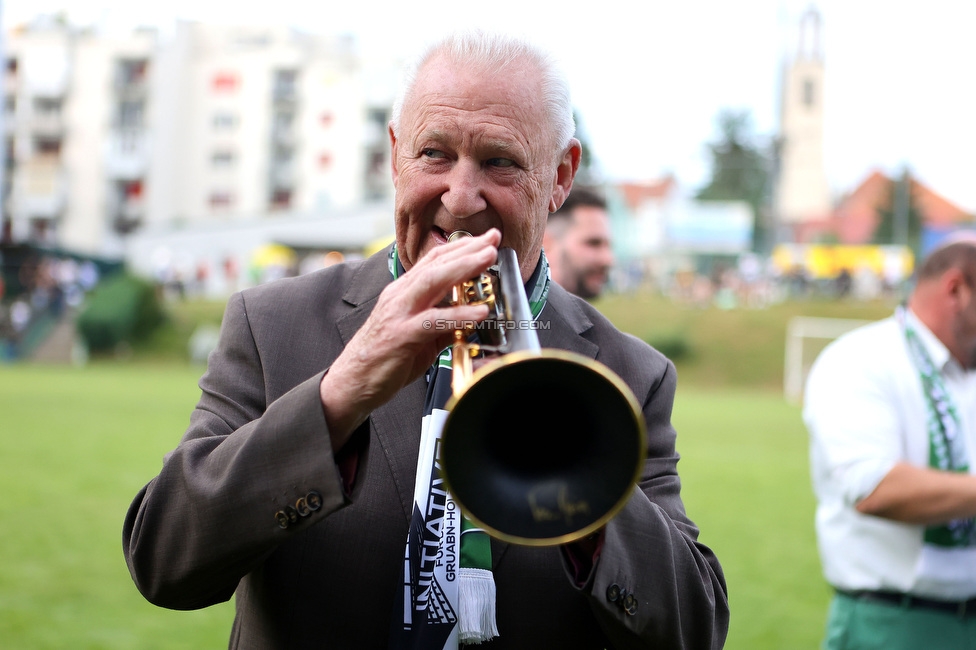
389, 53, 568, 282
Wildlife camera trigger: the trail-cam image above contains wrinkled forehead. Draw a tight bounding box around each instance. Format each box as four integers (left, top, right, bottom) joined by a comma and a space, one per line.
404, 54, 555, 145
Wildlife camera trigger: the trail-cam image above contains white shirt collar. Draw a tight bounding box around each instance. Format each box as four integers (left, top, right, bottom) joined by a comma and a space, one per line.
905, 307, 956, 374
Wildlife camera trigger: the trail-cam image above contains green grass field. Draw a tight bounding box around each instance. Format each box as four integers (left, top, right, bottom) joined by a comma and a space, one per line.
592, 291, 897, 389
5, 286, 892, 647
0, 363, 235, 649
1, 357, 830, 648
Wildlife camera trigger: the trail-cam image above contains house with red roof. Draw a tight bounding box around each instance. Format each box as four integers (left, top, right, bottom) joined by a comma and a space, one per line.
800, 169, 976, 252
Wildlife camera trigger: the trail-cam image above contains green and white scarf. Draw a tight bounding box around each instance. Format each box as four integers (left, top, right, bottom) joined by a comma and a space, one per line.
898, 305, 976, 548
389, 244, 550, 648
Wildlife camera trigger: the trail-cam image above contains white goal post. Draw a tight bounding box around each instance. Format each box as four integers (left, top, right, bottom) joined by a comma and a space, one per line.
784, 317, 874, 405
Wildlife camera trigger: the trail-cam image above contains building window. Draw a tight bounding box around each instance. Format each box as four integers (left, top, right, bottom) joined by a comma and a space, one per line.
124, 179, 143, 198
117, 99, 145, 128
274, 111, 294, 131
272, 69, 298, 102
803, 79, 815, 107
34, 137, 62, 156
118, 129, 142, 153
209, 191, 234, 209
33, 97, 62, 116
212, 112, 238, 130
116, 59, 148, 88
270, 189, 292, 210
273, 145, 293, 165
212, 72, 239, 93
211, 150, 236, 167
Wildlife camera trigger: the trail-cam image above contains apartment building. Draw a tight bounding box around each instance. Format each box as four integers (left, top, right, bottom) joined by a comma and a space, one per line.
2, 17, 156, 255
149, 21, 394, 226
2, 17, 397, 257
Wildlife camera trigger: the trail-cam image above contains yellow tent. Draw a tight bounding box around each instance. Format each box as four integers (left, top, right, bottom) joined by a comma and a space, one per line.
251, 243, 297, 269
364, 236, 395, 258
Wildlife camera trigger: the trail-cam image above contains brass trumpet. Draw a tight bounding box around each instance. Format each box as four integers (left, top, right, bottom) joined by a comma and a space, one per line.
440, 232, 647, 546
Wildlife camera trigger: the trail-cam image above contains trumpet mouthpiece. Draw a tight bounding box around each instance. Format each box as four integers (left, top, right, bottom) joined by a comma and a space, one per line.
447, 230, 474, 242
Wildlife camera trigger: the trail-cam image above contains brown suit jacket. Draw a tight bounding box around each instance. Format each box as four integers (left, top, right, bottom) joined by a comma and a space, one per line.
123, 247, 729, 649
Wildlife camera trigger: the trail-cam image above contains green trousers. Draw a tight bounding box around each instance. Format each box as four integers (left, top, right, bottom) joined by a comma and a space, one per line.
824, 591, 976, 650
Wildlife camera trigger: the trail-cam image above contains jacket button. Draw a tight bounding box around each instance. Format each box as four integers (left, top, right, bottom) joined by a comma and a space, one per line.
296, 497, 310, 517
274, 510, 290, 529
284, 505, 299, 524
606, 583, 621, 603
306, 491, 323, 511
622, 593, 638, 615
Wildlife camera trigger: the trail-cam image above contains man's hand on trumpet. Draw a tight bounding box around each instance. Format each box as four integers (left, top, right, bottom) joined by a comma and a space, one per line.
318, 229, 501, 451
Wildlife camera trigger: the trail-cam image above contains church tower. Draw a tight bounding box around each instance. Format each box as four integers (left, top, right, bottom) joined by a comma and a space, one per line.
773, 5, 832, 239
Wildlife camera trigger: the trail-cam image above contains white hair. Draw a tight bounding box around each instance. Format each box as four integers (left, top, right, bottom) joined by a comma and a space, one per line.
389, 30, 576, 153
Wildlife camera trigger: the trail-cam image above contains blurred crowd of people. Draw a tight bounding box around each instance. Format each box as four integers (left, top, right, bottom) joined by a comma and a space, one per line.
147, 245, 363, 302
0, 253, 100, 360
607, 254, 910, 310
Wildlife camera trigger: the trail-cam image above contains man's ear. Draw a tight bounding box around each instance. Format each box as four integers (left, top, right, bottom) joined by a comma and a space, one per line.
549, 138, 582, 213
944, 267, 972, 309
388, 122, 400, 185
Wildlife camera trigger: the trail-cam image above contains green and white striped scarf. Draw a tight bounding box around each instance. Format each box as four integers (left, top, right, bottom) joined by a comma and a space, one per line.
389, 243, 550, 648
898, 305, 976, 548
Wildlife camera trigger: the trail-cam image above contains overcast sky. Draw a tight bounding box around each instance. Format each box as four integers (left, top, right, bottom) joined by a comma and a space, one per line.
4, 0, 975, 213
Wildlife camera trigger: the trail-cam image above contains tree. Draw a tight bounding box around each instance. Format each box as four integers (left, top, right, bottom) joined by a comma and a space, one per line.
873, 167, 924, 261
695, 110, 772, 252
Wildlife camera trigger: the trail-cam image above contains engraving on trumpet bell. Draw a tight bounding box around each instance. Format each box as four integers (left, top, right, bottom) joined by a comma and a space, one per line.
527, 481, 591, 526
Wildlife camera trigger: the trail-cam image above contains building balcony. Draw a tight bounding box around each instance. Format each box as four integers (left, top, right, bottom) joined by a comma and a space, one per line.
114, 60, 150, 98
105, 130, 149, 180
113, 77, 149, 99
272, 88, 297, 105
110, 199, 145, 235
269, 164, 295, 189
29, 113, 64, 137
271, 126, 295, 147
11, 161, 67, 218
21, 193, 66, 218
26, 79, 69, 100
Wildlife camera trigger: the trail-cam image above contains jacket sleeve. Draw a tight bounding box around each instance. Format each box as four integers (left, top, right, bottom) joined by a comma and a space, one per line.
122, 291, 355, 610
582, 359, 730, 649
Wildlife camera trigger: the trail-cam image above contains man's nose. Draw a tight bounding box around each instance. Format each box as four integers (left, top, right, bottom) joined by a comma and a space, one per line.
441, 160, 488, 218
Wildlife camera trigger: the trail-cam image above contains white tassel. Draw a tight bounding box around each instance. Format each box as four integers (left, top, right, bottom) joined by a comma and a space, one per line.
457, 567, 499, 644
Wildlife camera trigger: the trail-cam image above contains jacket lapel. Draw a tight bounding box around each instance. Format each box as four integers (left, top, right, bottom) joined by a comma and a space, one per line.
538, 283, 599, 358
334, 248, 427, 521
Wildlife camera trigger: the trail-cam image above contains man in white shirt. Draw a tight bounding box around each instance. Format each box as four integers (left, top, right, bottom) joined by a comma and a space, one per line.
804, 237, 976, 649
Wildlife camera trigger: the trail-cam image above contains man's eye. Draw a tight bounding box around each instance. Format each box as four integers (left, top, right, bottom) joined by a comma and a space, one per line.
421, 149, 445, 159
486, 158, 514, 168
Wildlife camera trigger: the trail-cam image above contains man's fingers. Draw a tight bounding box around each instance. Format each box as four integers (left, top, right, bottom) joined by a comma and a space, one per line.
397, 230, 501, 310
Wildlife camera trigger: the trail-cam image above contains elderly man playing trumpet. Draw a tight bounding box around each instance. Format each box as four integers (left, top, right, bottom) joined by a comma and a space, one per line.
123, 30, 728, 649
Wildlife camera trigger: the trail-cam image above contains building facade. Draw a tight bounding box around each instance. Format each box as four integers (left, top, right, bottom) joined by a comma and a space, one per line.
2, 17, 397, 257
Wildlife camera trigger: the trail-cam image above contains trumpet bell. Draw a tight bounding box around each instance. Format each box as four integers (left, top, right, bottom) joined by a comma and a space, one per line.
441, 349, 646, 546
